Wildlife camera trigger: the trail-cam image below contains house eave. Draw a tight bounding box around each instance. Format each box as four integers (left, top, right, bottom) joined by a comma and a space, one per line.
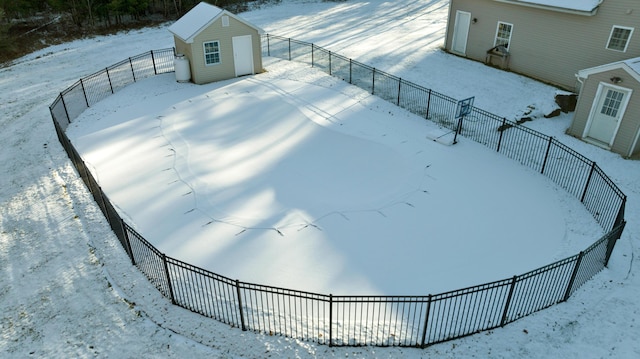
577, 61, 640, 84
493, 0, 602, 16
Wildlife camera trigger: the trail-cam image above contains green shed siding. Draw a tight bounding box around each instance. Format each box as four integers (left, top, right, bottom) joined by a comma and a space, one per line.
446, 0, 640, 90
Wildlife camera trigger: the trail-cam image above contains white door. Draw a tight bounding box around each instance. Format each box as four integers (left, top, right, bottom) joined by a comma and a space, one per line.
585, 84, 631, 146
451, 11, 471, 55
232, 35, 254, 77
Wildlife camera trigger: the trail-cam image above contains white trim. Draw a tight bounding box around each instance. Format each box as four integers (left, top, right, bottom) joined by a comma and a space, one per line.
577, 58, 640, 84
232, 35, 255, 77
493, 21, 513, 50
451, 11, 471, 55
582, 82, 632, 148
629, 121, 640, 157
203, 40, 221, 66
493, 0, 602, 16
606, 25, 634, 53
169, 3, 264, 44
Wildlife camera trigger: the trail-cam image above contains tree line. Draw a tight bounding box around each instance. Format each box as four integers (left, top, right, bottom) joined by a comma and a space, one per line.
0, 0, 277, 63
0, 0, 268, 27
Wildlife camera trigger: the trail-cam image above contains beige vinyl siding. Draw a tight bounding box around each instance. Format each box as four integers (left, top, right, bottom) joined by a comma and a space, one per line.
190, 16, 262, 84
446, 0, 640, 90
174, 36, 192, 62
569, 68, 640, 157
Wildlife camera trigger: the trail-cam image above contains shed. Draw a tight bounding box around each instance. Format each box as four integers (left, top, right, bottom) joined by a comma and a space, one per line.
168, 2, 264, 84
568, 58, 640, 158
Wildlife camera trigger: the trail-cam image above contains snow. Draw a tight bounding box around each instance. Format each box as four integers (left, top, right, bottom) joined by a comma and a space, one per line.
1, 0, 639, 358
66, 67, 599, 296
510, 0, 602, 12
168, 2, 223, 43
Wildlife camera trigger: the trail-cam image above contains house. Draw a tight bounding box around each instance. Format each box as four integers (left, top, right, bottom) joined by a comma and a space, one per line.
445, 0, 640, 91
567, 58, 640, 158
168, 2, 264, 84
445, 0, 640, 157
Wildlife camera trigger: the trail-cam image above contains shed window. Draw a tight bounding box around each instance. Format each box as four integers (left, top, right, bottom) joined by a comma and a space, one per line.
203, 40, 221, 65
606, 26, 633, 52
494, 22, 513, 50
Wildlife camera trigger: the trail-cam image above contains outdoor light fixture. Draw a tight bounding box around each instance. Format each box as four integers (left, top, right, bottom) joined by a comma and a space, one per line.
610, 76, 623, 84
473, 18, 478, 23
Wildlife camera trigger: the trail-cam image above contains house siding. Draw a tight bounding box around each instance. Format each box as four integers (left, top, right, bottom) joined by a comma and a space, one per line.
568, 68, 640, 157
174, 36, 192, 62
446, 0, 640, 90
190, 16, 262, 84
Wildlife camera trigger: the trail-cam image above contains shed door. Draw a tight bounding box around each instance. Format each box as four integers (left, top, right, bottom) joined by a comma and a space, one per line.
232, 35, 254, 77
585, 84, 630, 146
451, 11, 471, 55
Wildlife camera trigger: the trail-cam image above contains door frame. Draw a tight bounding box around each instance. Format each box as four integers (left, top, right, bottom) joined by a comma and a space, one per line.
232, 35, 255, 77
582, 82, 632, 148
451, 10, 471, 55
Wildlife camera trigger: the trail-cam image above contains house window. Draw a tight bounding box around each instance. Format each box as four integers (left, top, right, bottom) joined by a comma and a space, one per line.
494, 22, 513, 49
203, 41, 221, 65
606, 26, 633, 52
600, 89, 624, 117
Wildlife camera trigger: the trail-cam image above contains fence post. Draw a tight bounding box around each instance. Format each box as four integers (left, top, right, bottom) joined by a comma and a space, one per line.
59, 93, 71, 125
397, 79, 402, 106
580, 161, 597, 203
425, 89, 432, 119
105, 68, 114, 94
540, 136, 554, 174
420, 294, 432, 348
161, 253, 176, 305
496, 117, 506, 152
328, 294, 333, 347
288, 37, 291, 61
563, 251, 584, 302
500, 276, 518, 327
80, 79, 90, 108
311, 44, 314, 67
129, 57, 136, 82
267, 34, 271, 57
151, 50, 158, 75
605, 221, 626, 266
349, 59, 352, 84
613, 196, 626, 229
372, 68, 376, 95
235, 279, 247, 331
121, 220, 136, 265
329, 51, 332, 76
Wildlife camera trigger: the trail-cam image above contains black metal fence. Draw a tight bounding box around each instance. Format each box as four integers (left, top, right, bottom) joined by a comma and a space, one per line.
49, 41, 626, 348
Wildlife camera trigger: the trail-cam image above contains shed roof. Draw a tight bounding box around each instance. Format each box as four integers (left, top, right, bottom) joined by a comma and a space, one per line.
577, 57, 640, 83
168, 2, 264, 44
494, 0, 603, 15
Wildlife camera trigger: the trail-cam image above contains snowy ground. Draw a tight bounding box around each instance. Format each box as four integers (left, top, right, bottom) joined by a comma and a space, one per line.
67, 60, 600, 296
1, 0, 639, 358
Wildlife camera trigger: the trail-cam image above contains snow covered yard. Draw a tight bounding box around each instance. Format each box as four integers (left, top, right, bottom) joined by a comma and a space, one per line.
1, 0, 639, 358
67, 58, 601, 296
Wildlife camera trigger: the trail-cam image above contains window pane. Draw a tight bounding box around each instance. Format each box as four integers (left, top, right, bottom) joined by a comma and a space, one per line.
600, 89, 623, 117
495, 22, 512, 48
204, 41, 220, 65
607, 27, 632, 51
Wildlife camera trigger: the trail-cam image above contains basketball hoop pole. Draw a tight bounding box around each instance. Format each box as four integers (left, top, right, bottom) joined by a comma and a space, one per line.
453, 116, 463, 144
453, 96, 474, 145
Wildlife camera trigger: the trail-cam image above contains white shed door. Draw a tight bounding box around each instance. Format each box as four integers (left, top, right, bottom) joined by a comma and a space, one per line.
586, 84, 630, 146
233, 35, 254, 77
451, 11, 471, 55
